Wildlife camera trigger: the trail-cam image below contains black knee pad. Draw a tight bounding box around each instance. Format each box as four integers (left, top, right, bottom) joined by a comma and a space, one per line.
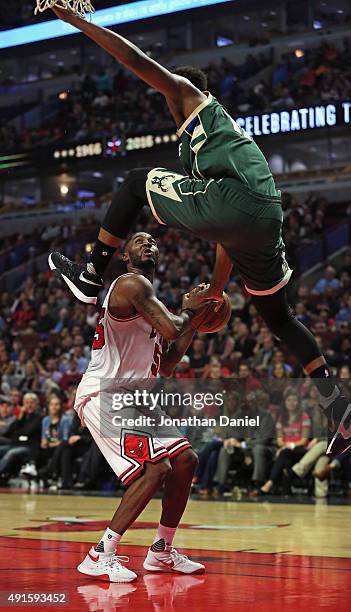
251, 290, 294, 335
268, 309, 295, 336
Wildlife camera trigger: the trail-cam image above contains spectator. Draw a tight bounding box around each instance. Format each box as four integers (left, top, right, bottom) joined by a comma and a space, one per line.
188, 338, 208, 376
252, 333, 276, 373
35, 303, 54, 334
294, 301, 311, 327
0, 392, 41, 482
214, 390, 276, 494
202, 356, 231, 380
335, 294, 351, 327
52, 413, 92, 489
195, 391, 242, 498
268, 362, 293, 405
290, 396, 329, 498
268, 351, 293, 377
71, 345, 89, 374
312, 266, 340, 295
60, 359, 82, 390
33, 395, 71, 483
237, 363, 261, 392
73, 442, 106, 490
175, 355, 194, 379
11, 299, 35, 331
9, 389, 22, 417
207, 327, 234, 362
254, 390, 311, 495
232, 321, 256, 360
226, 282, 245, 312
19, 360, 40, 393
95, 68, 113, 93
0, 397, 15, 442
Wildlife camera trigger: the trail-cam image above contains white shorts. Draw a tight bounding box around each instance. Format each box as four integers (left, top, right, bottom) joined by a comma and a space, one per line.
76, 394, 191, 486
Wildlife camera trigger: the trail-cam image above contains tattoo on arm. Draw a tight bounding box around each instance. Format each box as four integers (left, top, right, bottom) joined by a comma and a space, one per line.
122, 275, 188, 340
134, 298, 164, 329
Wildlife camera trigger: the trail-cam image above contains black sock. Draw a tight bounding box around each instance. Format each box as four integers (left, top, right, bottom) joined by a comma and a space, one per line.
309, 365, 340, 408
101, 167, 150, 238
89, 240, 116, 277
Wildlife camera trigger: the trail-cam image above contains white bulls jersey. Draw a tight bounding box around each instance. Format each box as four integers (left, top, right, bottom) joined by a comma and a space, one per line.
74, 273, 191, 485
74, 273, 163, 420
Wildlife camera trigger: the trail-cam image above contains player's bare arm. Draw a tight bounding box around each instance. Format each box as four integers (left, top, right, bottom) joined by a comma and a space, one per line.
51, 6, 206, 128
207, 244, 233, 301
160, 328, 195, 377
108, 274, 200, 341
210, 244, 233, 294
190, 244, 233, 308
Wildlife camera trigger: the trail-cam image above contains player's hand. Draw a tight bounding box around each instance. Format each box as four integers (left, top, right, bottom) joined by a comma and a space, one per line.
182, 292, 205, 311
187, 284, 224, 312
200, 284, 224, 303
181, 284, 208, 311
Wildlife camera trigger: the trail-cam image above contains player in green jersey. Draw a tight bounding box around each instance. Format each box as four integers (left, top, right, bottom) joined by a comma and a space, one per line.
48, 6, 350, 457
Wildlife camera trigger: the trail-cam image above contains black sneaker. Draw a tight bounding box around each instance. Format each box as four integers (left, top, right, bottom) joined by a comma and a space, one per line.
48, 252, 103, 305
325, 396, 351, 457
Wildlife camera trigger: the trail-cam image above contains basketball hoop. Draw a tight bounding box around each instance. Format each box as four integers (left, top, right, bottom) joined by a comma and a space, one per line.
34, 1, 95, 19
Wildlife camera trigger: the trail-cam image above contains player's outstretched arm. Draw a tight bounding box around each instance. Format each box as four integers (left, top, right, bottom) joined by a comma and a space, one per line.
51, 6, 205, 111
110, 274, 198, 341
185, 244, 233, 308
208, 244, 233, 298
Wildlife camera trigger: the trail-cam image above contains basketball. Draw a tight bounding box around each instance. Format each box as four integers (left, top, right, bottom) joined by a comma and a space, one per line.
191, 292, 232, 333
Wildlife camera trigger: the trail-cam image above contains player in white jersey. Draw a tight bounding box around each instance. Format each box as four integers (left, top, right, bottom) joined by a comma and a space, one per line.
74, 232, 205, 582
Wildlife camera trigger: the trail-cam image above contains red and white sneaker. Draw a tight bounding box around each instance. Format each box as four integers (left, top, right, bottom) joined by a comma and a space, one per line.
143, 540, 205, 575
77, 547, 137, 583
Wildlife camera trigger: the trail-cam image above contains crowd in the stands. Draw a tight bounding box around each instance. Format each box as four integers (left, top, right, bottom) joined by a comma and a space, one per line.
1, 35, 350, 154
1, 189, 346, 279
0, 201, 350, 497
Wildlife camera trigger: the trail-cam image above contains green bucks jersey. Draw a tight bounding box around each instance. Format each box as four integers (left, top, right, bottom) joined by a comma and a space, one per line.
177, 94, 279, 199
145, 95, 289, 296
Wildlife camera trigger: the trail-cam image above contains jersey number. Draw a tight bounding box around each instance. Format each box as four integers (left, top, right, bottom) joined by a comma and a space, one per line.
151, 342, 162, 376
92, 308, 105, 350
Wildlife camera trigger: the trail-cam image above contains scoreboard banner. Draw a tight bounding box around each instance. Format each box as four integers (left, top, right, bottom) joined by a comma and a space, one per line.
0, 132, 179, 173
236, 101, 351, 137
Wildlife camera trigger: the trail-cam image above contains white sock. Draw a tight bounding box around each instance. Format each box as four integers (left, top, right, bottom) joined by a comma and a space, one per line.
151, 524, 178, 550
95, 528, 121, 554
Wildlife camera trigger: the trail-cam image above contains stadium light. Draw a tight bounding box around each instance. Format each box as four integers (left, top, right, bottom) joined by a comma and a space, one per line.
0, 0, 232, 50
294, 49, 305, 58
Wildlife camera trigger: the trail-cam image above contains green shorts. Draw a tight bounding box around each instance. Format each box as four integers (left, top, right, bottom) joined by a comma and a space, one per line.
146, 168, 292, 295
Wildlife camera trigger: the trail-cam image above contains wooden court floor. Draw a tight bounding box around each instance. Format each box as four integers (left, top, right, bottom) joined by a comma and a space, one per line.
0, 490, 350, 611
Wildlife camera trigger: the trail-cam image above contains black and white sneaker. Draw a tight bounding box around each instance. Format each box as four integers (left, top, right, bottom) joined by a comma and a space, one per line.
48, 252, 103, 305
325, 396, 351, 457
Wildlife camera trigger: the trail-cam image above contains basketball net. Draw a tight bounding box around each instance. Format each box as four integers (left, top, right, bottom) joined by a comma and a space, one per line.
34, 1, 95, 19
